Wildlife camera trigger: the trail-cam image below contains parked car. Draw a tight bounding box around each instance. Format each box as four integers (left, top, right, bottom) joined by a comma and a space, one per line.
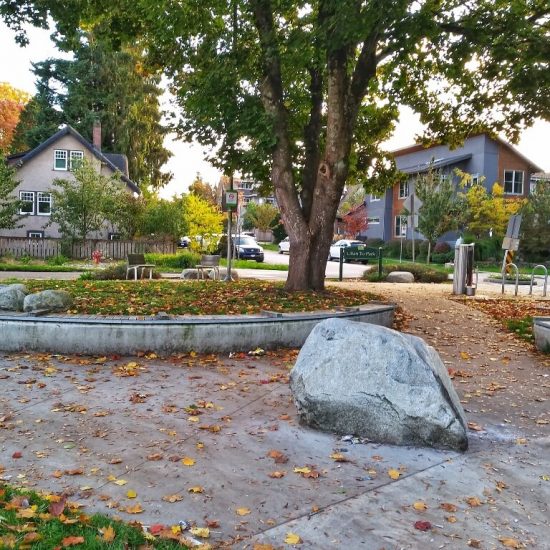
217, 235, 265, 262
178, 236, 191, 248
278, 237, 290, 254
328, 239, 366, 262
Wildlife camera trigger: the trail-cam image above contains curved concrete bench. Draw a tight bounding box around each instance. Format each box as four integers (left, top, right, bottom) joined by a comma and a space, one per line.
0, 303, 394, 355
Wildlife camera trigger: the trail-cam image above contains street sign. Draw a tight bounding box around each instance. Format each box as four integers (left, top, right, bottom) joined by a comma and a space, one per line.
225, 191, 238, 207
402, 193, 423, 213
339, 246, 383, 281
502, 237, 520, 251
502, 214, 522, 250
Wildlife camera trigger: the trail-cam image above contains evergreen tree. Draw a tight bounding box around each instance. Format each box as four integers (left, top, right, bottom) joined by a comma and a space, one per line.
0, 153, 21, 229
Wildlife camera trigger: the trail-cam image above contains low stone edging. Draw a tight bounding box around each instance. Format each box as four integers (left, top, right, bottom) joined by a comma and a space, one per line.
533, 317, 550, 353
0, 303, 394, 354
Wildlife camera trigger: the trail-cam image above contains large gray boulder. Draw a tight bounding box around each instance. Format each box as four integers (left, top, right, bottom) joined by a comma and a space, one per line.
0, 285, 26, 311
386, 271, 415, 283
23, 290, 73, 313
290, 318, 468, 451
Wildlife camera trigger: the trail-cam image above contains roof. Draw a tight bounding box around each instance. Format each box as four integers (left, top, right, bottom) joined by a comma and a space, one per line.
7, 126, 140, 194
399, 153, 473, 175
391, 133, 544, 174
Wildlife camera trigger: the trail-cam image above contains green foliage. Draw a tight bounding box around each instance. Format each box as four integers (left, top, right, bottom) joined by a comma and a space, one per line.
244, 202, 278, 232
364, 263, 449, 283
463, 235, 502, 262
506, 317, 534, 343
49, 159, 129, 241
0, 153, 21, 229
144, 251, 200, 269
519, 181, 550, 263
270, 213, 287, 243
81, 262, 161, 280
135, 194, 185, 240
188, 173, 218, 205
46, 254, 69, 266
12, 31, 171, 189
184, 194, 224, 253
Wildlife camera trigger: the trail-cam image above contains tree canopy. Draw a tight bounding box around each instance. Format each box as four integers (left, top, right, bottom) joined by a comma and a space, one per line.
11, 31, 172, 189
2, 0, 548, 288
0, 153, 21, 229
0, 82, 30, 152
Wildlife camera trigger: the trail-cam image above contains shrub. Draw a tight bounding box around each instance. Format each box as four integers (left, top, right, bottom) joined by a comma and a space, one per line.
433, 241, 451, 254
364, 262, 449, 283
144, 251, 200, 269
431, 251, 454, 264
80, 262, 161, 280
365, 238, 385, 249
46, 255, 69, 266
19, 255, 31, 265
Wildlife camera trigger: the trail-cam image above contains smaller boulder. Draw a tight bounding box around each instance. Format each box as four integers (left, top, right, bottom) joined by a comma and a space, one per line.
0, 286, 26, 311
386, 271, 414, 283
7, 284, 28, 295
23, 290, 72, 313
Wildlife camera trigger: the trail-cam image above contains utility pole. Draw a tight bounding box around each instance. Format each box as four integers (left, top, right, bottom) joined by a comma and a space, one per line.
224, 175, 234, 282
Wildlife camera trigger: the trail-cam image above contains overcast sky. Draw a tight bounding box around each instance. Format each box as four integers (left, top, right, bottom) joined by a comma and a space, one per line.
1, 21, 548, 199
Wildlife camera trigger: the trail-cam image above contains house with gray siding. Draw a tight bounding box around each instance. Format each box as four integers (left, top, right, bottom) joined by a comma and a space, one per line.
4, 123, 139, 239
364, 134, 543, 242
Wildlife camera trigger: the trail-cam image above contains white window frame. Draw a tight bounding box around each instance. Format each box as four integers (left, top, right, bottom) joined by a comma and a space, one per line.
367, 217, 380, 225
19, 191, 35, 215
69, 150, 84, 170
471, 173, 480, 186
54, 149, 68, 170
27, 231, 44, 239
504, 170, 524, 195
37, 192, 52, 216
399, 180, 409, 199
370, 194, 381, 202
394, 215, 407, 237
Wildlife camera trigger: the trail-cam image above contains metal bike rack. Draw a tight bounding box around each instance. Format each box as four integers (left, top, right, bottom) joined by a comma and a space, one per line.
529, 265, 548, 297
501, 263, 519, 296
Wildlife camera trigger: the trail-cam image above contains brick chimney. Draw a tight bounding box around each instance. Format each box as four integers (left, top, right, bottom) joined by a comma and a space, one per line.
92, 118, 101, 151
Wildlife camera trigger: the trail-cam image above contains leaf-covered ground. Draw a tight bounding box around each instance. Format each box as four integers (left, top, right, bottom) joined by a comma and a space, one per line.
18, 280, 378, 316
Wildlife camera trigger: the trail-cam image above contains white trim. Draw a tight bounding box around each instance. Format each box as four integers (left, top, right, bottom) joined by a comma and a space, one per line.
19, 191, 35, 215
398, 181, 409, 199
27, 231, 44, 239
503, 169, 524, 195
37, 192, 52, 216
370, 194, 381, 202
54, 149, 68, 170
394, 215, 407, 237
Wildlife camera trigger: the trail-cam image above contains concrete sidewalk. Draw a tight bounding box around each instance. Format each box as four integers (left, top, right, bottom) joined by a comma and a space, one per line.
1, 282, 549, 549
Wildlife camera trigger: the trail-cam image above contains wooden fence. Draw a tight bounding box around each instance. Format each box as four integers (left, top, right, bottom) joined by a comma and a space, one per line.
0, 237, 176, 260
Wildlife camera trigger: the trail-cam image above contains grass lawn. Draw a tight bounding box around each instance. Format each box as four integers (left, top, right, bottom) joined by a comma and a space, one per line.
15, 279, 377, 316
220, 258, 288, 270
0, 263, 88, 272
260, 243, 279, 252
0, 484, 188, 548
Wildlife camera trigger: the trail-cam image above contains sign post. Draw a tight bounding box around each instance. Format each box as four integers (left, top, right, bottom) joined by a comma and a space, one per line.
402, 193, 423, 264
223, 188, 239, 282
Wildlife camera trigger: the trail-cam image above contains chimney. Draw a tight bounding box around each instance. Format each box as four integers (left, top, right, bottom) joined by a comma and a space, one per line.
92, 118, 101, 151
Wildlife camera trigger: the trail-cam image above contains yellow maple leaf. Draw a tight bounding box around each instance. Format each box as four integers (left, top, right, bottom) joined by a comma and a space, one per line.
236, 507, 251, 516
284, 532, 302, 544
127, 489, 137, 499
459, 351, 470, 360
499, 537, 523, 549
114, 479, 127, 486
189, 527, 210, 538
412, 501, 427, 511
99, 525, 116, 542
188, 486, 204, 493
182, 456, 196, 466
17, 508, 36, 518
388, 468, 400, 480
162, 494, 183, 503
293, 467, 311, 474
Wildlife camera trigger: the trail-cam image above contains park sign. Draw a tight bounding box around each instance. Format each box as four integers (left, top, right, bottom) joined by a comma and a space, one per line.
222, 190, 239, 212
339, 245, 383, 281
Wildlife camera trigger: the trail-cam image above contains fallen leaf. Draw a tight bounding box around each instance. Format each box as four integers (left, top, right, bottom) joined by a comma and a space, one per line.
99, 525, 116, 542
293, 466, 311, 474
465, 496, 482, 507
329, 452, 350, 463
445, 515, 457, 523
440, 502, 458, 512
236, 507, 251, 516
49, 498, 66, 517
468, 539, 482, 548
162, 494, 183, 503
127, 489, 137, 499
12, 451, 22, 459
147, 453, 163, 461
188, 486, 203, 493
125, 503, 143, 514
468, 422, 484, 432
62, 536, 85, 547
414, 520, 432, 531
189, 527, 210, 538
499, 537, 522, 549
181, 456, 195, 466
267, 450, 288, 464
284, 532, 302, 544
114, 479, 127, 486
269, 471, 286, 478
459, 351, 471, 360
412, 501, 427, 511
254, 545, 275, 550
388, 468, 400, 480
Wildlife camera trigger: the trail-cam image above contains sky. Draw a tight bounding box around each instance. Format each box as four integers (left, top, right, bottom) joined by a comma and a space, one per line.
1, 21, 549, 199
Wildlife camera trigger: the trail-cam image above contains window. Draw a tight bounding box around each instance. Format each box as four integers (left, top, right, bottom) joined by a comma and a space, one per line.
108, 233, 122, 241
370, 194, 381, 202
69, 150, 84, 170
54, 150, 68, 170
367, 217, 380, 224
399, 180, 409, 199
395, 215, 407, 237
27, 231, 44, 239
471, 173, 480, 185
504, 170, 524, 195
19, 191, 35, 214
37, 192, 52, 215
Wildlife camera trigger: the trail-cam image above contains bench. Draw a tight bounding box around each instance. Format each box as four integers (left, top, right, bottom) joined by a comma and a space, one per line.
195, 254, 221, 280
126, 254, 156, 280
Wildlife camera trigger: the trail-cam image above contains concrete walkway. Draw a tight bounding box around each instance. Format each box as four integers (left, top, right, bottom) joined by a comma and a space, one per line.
0, 282, 548, 548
